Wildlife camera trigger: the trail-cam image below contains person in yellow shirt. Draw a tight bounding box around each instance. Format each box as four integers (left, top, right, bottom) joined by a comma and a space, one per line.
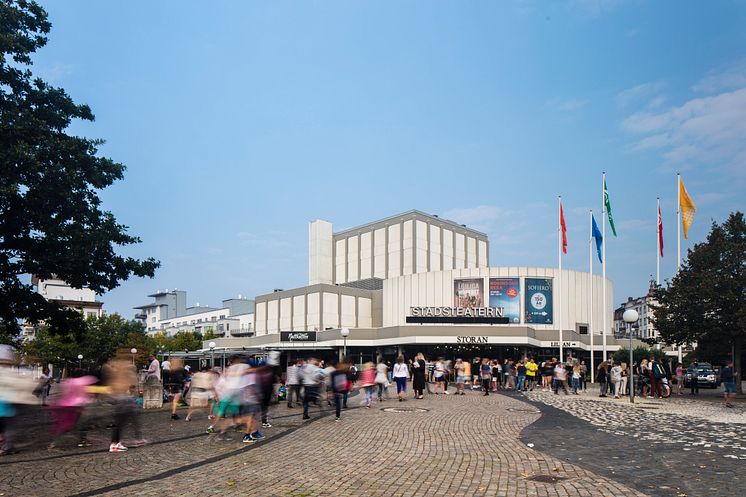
525, 358, 538, 392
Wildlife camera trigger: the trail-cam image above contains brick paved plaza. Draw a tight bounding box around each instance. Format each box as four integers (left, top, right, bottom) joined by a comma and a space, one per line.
0, 386, 743, 497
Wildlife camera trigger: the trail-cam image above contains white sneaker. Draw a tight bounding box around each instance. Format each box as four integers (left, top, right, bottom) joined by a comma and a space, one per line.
109, 442, 128, 452
444, 391, 450, 395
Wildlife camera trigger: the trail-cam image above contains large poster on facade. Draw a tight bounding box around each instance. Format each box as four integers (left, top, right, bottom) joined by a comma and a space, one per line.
489, 278, 520, 323
453, 278, 484, 308
524, 278, 553, 324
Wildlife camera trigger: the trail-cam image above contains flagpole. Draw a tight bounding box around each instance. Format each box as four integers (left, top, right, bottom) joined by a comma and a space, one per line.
676, 174, 683, 362
589, 209, 595, 383
656, 197, 661, 285
558, 196, 564, 363
601, 172, 608, 363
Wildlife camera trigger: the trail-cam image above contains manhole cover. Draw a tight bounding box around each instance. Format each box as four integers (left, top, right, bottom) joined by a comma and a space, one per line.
527, 474, 567, 484
381, 407, 429, 413
506, 407, 541, 413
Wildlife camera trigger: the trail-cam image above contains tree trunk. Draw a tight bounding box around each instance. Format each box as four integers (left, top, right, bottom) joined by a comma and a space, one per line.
734, 336, 743, 395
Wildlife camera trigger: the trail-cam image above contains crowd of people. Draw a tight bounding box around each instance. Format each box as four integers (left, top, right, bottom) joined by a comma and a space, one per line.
0, 343, 740, 457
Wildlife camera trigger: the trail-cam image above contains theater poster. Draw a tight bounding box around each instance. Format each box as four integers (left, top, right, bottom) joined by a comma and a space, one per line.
489, 278, 520, 323
453, 278, 484, 308
524, 278, 553, 324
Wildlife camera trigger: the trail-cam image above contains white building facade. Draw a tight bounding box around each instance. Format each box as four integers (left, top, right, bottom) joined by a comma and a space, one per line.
207, 210, 636, 364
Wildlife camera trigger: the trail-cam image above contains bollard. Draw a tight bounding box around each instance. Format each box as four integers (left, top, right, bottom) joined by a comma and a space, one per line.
143, 378, 163, 409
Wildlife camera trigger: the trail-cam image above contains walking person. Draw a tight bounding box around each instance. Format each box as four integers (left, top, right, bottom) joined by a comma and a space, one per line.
480, 358, 491, 396
301, 358, 322, 420
675, 363, 685, 396
526, 357, 538, 391
454, 359, 466, 395
610, 361, 622, 398
375, 357, 389, 401
491, 359, 501, 392
433, 357, 447, 394
168, 360, 186, 420
721, 360, 737, 408
597, 362, 608, 397
286, 359, 302, 408
357, 362, 376, 408
185, 367, 215, 422
553, 361, 569, 395
103, 350, 145, 452
516, 360, 526, 392
331, 360, 352, 420
579, 360, 588, 391
38, 367, 53, 407
649, 356, 665, 399
571, 361, 581, 394
392, 355, 409, 401
619, 362, 628, 396
412, 353, 426, 399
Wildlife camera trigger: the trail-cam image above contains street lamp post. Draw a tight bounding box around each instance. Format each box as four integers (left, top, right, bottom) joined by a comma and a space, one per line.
209, 341, 216, 368
130, 348, 137, 367
77, 354, 83, 369
623, 309, 639, 404
340, 328, 350, 359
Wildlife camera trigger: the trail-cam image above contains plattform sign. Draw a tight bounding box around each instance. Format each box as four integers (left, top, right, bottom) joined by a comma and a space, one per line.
406, 306, 509, 324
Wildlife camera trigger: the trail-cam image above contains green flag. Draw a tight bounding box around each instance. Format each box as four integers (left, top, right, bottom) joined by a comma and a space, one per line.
603, 179, 617, 236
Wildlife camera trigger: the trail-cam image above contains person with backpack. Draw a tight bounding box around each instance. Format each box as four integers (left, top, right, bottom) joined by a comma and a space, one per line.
480, 358, 492, 396
649, 356, 665, 399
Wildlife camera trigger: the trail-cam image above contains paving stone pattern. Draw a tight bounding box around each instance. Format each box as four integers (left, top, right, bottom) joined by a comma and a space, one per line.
0, 391, 649, 497
521, 389, 746, 497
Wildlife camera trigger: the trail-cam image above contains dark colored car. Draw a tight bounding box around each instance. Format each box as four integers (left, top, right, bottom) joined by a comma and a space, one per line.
684, 362, 720, 388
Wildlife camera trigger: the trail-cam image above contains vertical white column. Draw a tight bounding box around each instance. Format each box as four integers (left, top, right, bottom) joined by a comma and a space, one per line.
676, 174, 683, 362
589, 209, 595, 383
656, 197, 661, 285
602, 172, 608, 362
558, 196, 563, 363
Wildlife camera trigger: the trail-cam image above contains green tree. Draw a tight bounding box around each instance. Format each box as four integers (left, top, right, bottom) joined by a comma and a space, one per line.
22, 313, 153, 369
612, 346, 666, 366
0, 1, 159, 343
652, 212, 746, 392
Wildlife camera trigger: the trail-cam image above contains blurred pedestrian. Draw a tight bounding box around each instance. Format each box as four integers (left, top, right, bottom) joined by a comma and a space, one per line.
375, 357, 389, 401
103, 349, 145, 452
286, 359, 302, 408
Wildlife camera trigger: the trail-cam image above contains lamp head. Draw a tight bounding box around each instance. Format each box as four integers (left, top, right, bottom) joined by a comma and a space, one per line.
622, 309, 639, 324
208, 341, 216, 349
130, 348, 137, 354
340, 328, 350, 338
77, 354, 83, 360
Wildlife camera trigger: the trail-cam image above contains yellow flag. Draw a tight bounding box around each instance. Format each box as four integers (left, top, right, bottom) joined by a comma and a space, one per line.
679, 177, 696, 239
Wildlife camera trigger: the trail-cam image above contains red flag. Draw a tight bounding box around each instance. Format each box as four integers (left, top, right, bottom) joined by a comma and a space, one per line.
560, 201, 567, 254
658, 205, 664, 257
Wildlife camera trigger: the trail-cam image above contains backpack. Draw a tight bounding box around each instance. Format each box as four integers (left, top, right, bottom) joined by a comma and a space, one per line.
652, 362, 665, 380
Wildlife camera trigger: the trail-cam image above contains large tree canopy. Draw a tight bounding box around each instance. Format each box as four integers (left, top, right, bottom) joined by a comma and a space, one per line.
652, 212, 746, 390
0, 0, 159, 342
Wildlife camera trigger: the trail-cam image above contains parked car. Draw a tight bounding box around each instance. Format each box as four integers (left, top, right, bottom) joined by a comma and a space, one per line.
684, 362, 720, 388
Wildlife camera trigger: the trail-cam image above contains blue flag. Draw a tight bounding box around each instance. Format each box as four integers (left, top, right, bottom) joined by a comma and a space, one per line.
591, 214, 603, 263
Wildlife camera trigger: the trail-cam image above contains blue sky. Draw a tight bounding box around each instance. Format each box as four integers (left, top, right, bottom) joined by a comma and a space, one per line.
32, 0, 746, 316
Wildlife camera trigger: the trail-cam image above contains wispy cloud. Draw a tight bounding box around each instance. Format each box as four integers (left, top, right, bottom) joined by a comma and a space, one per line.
443, 205, 510, 233
615, 81, 665, 107
567, 0, 622, 18
236, 231, 292, 249
545, 97, 589, 112
622, 86, 746, 169
692, 59, 746, 93
37, 63, 74, 83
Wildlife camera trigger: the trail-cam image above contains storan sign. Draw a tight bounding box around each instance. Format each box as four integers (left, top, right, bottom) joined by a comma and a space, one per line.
456, 336, 489, 344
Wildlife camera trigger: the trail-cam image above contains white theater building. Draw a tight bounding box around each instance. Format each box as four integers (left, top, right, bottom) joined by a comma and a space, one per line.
206, 210, 639, 365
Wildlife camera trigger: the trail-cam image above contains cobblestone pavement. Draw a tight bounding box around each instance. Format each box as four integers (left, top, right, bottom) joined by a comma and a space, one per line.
0, 389, 650, 497
520, 388, 746, 497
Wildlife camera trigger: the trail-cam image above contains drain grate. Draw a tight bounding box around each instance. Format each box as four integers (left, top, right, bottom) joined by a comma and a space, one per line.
381, 407, 429, 413
527, 474, 567, 484
635, 406, 660, 410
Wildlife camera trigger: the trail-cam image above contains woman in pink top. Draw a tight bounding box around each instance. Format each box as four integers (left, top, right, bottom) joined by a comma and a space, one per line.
675, 363, 684, 396
48, 373, 97, 449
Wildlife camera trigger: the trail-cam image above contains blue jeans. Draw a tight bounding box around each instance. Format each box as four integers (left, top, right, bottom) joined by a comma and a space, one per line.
516, 375, 525, 391
571, 376, 579, 393
303, 385, 318, 417
599, 380, 607, 395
